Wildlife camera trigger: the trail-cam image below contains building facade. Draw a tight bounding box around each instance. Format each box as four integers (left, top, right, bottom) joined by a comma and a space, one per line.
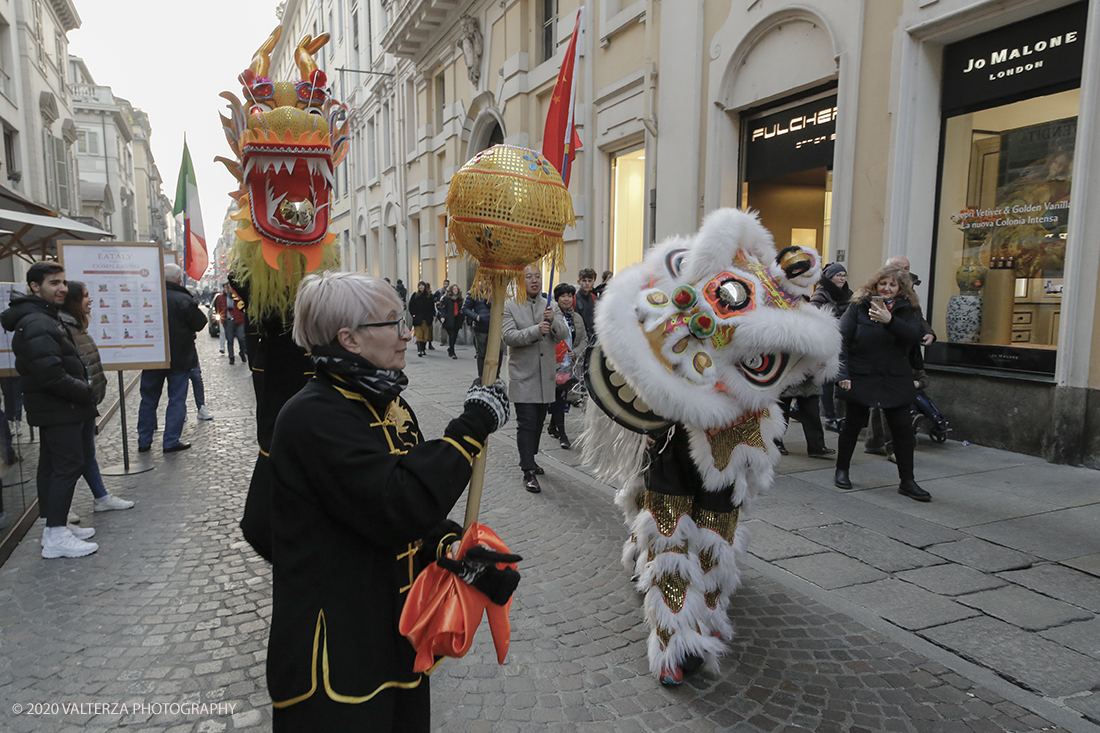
270, 0, 1100, 466
69, 56, 135, 241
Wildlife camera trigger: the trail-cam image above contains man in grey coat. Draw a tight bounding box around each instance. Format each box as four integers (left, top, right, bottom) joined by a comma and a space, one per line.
502, 265, 567, 493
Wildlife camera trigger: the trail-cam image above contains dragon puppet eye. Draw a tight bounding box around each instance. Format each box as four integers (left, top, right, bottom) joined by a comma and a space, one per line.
717, 279, 750, 311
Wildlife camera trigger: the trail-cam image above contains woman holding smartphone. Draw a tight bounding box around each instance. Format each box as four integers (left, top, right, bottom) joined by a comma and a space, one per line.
833, 265, 930, 501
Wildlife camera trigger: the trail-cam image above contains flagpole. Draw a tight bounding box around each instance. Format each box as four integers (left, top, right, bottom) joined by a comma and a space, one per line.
561, 7, 584, 177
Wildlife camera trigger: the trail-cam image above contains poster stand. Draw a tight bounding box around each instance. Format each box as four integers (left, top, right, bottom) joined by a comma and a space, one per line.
99, 371, 153, 476
58, 241, 171, 477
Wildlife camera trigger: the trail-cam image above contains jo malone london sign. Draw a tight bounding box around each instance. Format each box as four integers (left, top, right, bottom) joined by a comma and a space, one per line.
942, 1, 1087, 114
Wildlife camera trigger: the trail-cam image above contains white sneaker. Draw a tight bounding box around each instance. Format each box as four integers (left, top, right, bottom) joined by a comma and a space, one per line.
41, 523, 95, 544
42, 527, 98, 559
94, 494, 135, 511
68, 511, 81, 524
197, 405, 214, 420
67, 523, 95, 540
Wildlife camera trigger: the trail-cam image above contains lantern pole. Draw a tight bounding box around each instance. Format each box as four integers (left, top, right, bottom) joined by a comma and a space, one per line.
464, 286, 507, 531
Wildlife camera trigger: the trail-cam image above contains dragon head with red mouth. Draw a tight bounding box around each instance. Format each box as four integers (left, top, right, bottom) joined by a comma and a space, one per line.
217, 27, 348, 321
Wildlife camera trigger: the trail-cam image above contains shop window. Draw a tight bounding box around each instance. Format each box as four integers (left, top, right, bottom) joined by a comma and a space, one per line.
928, 2, 1085, 375
931, 91, 1077, 366
610, 147, 645, 273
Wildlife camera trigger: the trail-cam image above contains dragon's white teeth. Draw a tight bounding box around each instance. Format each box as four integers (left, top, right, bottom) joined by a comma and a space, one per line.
243, 158, 255, 180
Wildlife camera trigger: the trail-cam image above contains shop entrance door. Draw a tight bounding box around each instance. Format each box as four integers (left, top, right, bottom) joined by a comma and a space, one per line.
741, 92, 837, 260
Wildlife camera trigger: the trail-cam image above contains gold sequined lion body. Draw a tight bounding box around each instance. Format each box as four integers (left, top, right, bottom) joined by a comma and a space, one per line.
582, 207, 840, 684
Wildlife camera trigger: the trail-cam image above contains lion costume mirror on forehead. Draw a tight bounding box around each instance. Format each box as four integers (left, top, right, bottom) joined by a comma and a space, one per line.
583, 208, 840, 686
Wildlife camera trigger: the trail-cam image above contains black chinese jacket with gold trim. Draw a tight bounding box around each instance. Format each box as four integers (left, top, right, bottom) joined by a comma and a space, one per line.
267, 372, 489, 714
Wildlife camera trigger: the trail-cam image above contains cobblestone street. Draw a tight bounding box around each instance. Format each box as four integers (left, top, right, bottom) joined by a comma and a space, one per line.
0, 326, 1097, 732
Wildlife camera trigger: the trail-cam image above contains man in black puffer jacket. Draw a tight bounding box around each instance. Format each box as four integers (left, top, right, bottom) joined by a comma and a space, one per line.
1, 262, 98, 558
136, 263, 207, 454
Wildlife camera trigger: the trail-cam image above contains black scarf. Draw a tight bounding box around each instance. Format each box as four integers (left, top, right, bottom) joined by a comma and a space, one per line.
821, 277, 853, 306
311, 344, 408, 402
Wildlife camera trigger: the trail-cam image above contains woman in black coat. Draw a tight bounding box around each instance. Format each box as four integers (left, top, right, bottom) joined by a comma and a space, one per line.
834, 265, 930, 502
810, 263, 853, 430
267, 272, 515, 732
407, 281, 435, 357
439, 284, 465, 359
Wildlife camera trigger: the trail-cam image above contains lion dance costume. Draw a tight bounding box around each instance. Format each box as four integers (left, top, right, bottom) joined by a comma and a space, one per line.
216, 28, 348, 561
582, 208, 839, 684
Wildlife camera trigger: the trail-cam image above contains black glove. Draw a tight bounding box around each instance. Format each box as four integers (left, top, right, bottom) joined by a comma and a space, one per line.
437, 544, 523, 606
418, 519, 463, 566
463, 379, 510, 433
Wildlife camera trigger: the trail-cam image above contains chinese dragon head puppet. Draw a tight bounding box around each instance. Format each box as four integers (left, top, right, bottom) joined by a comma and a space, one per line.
582, 207, 840, 684
223, 28, 348, 564
216, 27, 347, 322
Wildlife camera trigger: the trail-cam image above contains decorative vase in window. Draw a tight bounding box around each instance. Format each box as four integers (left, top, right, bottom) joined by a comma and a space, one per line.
946, 210, 994, 343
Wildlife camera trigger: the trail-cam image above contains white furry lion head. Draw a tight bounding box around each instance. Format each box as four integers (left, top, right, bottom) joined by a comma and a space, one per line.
591, 208, 839, 431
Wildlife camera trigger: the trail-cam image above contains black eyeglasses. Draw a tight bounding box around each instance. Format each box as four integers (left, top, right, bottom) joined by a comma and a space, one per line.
357, 319, 409, 337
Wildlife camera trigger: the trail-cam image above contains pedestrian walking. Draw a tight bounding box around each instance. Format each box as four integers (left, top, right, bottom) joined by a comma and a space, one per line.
809, 262, 852, 431
185, 290, 214, 421
408, 281, 435, 357
136, 264, 207, 454
547, 283, 587, 450
574, 267, 598, 343
59, 281, 135, 513
440, 284, 465, 359
461, 292, 494, 379
1, 262, 98, 558
266, 271, 514, 732
834, 264, 931, 502
502, 265, 567, 493
394, 278, 407, 307
215, 282, 248, 364
431, 279, 449, 348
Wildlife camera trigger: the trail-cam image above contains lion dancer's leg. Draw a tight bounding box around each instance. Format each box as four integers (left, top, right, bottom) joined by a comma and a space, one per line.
690, 484, 743, 654
615, 474, 648, 579
634, 488, 726, 685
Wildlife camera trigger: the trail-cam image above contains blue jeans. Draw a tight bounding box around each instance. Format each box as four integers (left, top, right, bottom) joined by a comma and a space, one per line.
224, 320, 247, 361
189, 365, 206, 408
137, 369, 190, 449
82, 418, 107, 499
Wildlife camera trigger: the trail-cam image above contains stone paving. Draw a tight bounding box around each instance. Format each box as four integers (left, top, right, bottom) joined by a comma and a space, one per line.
0, 325, 1096, 732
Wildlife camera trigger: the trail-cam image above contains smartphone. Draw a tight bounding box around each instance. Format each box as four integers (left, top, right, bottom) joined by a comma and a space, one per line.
871, 295, 884, 304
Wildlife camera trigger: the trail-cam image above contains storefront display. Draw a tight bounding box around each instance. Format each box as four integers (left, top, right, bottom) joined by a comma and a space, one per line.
741, 90, 837, 258
928, 2, 1086, 375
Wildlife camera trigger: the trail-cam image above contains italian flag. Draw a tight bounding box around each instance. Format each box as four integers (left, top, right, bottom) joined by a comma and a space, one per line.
173, 141, 208, 281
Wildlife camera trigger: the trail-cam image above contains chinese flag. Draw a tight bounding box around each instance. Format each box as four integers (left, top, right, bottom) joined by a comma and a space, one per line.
542, 8, 584, 187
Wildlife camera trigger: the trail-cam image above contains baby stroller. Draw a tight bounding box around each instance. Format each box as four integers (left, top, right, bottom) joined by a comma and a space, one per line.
910, 386, 950, 443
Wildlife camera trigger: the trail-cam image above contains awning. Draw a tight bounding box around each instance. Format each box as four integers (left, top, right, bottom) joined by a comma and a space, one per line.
0, 208, 114, 263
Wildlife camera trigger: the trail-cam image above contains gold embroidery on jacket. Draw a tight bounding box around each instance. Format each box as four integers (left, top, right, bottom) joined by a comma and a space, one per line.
270, 609, 423, 708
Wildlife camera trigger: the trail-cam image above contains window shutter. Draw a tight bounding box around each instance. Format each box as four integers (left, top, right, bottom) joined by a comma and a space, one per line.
54, 136, 69, 211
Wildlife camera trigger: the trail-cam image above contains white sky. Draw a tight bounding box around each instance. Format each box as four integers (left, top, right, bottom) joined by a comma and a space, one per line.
67, 0, 283, 252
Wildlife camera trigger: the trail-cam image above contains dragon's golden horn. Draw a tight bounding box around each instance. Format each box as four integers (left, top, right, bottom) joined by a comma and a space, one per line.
295, 33, 330, 79
250, 26, 282, 78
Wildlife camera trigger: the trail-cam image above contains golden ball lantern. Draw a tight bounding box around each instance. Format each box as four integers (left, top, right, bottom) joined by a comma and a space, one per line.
446, 144, 574, 297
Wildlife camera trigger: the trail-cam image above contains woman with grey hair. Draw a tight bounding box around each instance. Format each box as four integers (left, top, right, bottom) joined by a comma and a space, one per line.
266, 271, 516, 732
